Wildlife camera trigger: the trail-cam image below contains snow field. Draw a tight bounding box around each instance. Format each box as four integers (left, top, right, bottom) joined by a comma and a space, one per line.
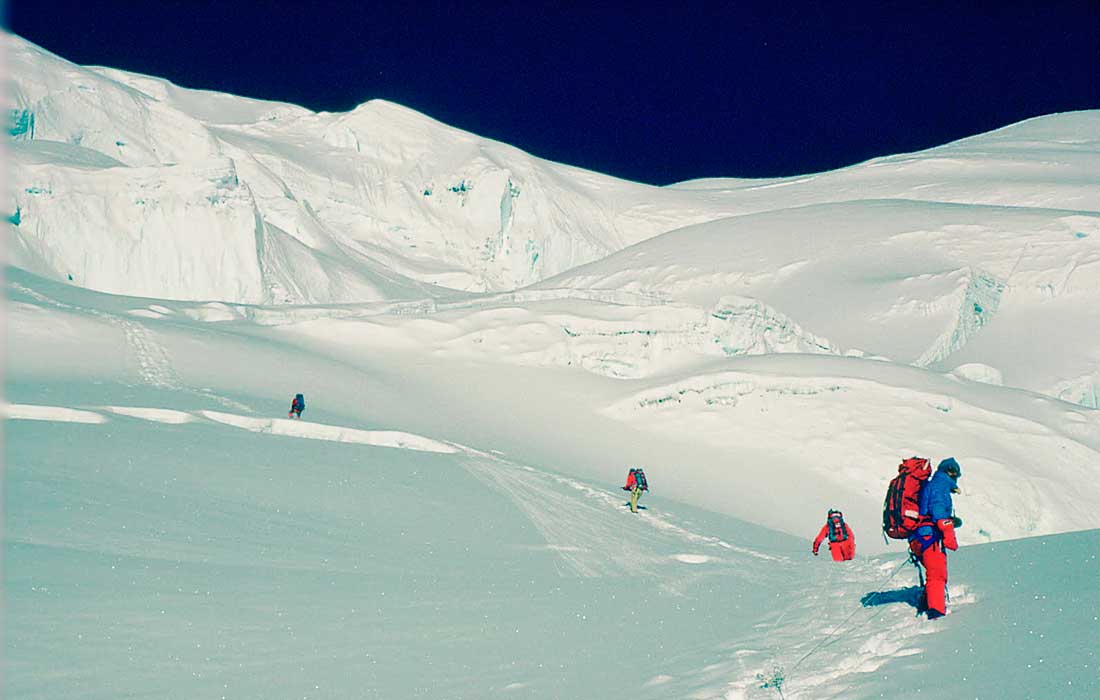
6, 31, 1100, 700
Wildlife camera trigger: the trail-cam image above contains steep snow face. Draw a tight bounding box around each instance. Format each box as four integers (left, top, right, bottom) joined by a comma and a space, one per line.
7, 37, 223, 167
6, 34, 743, 302
9, 140, 426, 304
16, 31, 1097, 309
10, 145, 267, 302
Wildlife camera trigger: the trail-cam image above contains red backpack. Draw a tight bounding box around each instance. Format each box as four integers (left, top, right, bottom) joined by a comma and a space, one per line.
882, 457, 932, 539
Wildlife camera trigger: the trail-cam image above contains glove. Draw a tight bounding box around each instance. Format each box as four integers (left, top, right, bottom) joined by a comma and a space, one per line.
812, 549, 819, 556
622, 486, 630, 491
937, 518, 958, 551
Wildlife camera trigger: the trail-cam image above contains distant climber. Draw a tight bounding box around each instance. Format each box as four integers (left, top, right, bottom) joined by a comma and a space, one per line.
289, 393, 305, 419
909, 458, 963, 619
621, 467, 649, 513
812, 509, 856, 560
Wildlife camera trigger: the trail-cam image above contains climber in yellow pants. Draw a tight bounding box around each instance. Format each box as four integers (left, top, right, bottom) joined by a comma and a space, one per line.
621, 467, 649, 513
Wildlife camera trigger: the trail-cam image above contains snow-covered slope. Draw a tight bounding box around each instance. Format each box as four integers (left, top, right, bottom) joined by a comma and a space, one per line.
8, 267, 1100, 549
4, 277, 1098, 698
13, 30, 1097, 311
7, 33, 747, 302
673, 111, 1100, 213
6, 32, 1100, 700
10, 30, 1100, 408
537, 197, 1100, 406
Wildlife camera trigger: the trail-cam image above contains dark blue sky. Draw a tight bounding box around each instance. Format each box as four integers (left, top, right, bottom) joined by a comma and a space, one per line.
9, 1, 1100, 185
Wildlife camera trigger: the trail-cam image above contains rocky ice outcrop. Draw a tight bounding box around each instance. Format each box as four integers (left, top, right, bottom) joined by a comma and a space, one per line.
915, 266, 1005, 367
429, 295, 839, 379
708, 296, 836, 357
1053, 373, 1100, 409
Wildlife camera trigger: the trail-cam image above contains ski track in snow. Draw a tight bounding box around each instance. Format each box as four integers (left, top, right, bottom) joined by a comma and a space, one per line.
4, 397, 766, 580
713, 558, 976, 700
104, 314, 182, 389
459, 451, 780, 582
9, 280, 251, 411
4, 402, 975, 698
101, 314, 251, 411
541, 463, 785, 563
460, 454, 659, 578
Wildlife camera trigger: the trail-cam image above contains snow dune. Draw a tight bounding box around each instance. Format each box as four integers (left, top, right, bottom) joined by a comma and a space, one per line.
2, 402, 458, 454
200, 410, 459, 453
1, 403, 107, 424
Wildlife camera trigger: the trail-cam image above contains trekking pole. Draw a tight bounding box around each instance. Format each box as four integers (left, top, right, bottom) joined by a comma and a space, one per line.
910, 551, 925, 589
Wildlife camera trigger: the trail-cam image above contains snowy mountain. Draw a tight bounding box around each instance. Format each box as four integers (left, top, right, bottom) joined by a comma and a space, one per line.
9, 32, 1100, 409
7, 33, 747, 302
5, 33, 1100, 700
538, 196, 1100, 407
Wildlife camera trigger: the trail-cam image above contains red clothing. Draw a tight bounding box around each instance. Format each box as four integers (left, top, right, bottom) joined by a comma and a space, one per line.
813, 522, 856, 561
922, 543, 948, 615
912, 518, 957, 616
622, 471, 637, 491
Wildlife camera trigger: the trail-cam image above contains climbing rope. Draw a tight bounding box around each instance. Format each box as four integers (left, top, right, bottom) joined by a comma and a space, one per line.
785, 555, 918, 682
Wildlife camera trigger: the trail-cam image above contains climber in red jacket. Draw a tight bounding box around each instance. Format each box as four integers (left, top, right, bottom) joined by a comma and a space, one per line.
812, 509, 856, 561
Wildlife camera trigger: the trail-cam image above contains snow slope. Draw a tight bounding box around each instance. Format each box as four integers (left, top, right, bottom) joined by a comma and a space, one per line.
4, 280, 1098, 698
9, 266, 1100, 551
7, 33, 750, 301
10, 31, 1100, 409
6, 32, 1100, 700
537, 197, 1100, 407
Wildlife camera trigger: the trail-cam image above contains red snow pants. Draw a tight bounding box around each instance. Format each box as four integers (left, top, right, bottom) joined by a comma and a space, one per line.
829, 540, 855, 561
918, 542, 948, 615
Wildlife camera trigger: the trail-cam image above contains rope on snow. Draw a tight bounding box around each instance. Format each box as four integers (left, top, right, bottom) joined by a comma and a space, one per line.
781, 555, 919, 693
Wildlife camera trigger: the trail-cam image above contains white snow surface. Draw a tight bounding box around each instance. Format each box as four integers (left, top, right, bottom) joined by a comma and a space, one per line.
4, 33, 1100, 700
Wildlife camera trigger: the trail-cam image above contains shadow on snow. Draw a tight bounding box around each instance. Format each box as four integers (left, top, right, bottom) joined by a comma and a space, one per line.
860, 585, 923, 609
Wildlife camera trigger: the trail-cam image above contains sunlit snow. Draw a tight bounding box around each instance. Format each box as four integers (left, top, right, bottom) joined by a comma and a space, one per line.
4, 32, 1099, 700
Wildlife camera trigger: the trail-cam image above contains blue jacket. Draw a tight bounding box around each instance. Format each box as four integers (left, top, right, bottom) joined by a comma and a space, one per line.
910, 460, 958, 546
920, 466, 957, 521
